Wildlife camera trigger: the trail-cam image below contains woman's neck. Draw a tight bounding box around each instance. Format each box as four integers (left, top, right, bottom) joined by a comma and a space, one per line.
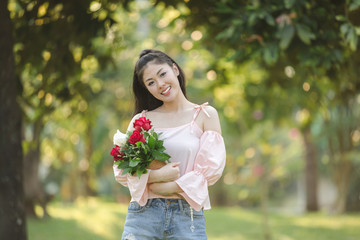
158, 95, 193, 113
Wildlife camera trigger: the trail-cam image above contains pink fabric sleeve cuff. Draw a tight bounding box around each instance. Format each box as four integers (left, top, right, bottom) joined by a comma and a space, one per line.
113, 164, 150, 206
175, 171, 208, 211
113, 164, 128, 187
175, 131, 226, 211
127, 172, 151, 206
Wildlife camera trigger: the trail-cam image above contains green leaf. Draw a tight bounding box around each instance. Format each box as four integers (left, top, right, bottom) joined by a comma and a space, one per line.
265, 13, 275, 26
117, 161, 129, 169
155, 139, 164, 148
129, 158, 141, 167
249, 13, 258, 26
335, 15, 346, 21
263, 43, 278, 65
216, 26, 235, 40
349, 1, 360, 11
296, 24, 316, 44
136, 141, 142, 148
355, 27, 360, 35
121, 168, 131, 175
279, 25, 295, 49
148, 135, 155, 149
142, 131, 149, 138
136, 168, 146, 179
232, 18, 242, 25
152, 150, 170, 161
158, 146, 166, 151
153, 131, 158, 138
340, 23, 350, 37
348, 28, 358, 51
284, 0, 296, 9
345, 26, 358, 51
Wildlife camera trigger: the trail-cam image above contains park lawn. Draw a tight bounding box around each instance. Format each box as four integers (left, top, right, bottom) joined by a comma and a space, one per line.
28, 198, 360, 240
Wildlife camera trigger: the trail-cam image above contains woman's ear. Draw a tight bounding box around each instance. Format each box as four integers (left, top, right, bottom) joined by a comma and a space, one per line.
172, 63, 179, 76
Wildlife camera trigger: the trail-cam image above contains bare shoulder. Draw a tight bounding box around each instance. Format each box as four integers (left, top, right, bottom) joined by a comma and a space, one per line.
203, 105, 218, 117
199, 105, 222, 134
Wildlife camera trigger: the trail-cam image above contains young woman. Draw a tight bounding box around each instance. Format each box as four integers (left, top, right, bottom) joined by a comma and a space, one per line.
113, 49, 226, 240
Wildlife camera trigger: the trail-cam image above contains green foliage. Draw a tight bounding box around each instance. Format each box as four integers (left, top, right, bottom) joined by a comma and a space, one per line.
296, 23, 316, 45
171, 0, 360, 100
278, 24, 295, 50
9, 0, 128, 131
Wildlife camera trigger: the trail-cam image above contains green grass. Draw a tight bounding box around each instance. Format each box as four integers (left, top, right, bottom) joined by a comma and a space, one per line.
28, 198, 360, 240
205, 208, 360, 240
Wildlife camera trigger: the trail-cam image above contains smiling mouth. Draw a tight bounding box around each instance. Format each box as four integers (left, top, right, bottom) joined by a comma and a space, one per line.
161, 86, 171, 95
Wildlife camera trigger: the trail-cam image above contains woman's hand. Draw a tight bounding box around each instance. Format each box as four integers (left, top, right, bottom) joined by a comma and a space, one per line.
148, 162, 180, 183
148, 182, 183, 196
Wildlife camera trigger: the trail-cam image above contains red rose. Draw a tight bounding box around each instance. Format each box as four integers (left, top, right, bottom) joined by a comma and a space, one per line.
133, 117, 152, 132
128, 130, 145, 144
110, 145, 125, 161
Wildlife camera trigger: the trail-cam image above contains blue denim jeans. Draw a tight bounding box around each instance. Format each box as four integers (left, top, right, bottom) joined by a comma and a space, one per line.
121, 198, 207, 240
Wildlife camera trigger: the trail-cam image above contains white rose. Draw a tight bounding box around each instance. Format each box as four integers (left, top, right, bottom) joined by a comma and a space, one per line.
113, 130, 127, 146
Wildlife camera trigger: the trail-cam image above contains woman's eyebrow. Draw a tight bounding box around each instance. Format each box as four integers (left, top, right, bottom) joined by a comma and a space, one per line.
145, 68, 163, 82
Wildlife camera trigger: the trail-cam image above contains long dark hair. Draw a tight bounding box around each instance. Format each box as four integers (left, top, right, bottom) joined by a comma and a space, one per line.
132, 49, 187, 116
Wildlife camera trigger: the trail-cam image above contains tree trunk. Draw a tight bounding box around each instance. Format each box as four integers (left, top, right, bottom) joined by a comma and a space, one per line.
302, 127, 319, 212
23, 119, 49, 218
326, 105, 355, 213
346, 173, 360, 212
332, 156, 352, 213
81, 123, 97, 197
328, 113, 354, 214
0, 0, 27, 239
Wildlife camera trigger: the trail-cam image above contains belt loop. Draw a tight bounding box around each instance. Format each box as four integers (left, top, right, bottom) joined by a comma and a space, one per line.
178, 199, 183, 211
146, 198, 153, 208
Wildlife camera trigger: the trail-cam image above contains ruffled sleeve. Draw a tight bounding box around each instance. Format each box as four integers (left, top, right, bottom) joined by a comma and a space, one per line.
175, 131, 226, 211
113, 165, 150, 206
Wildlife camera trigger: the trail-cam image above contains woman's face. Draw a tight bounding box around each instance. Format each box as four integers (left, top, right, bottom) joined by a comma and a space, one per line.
142, 62, 180, 102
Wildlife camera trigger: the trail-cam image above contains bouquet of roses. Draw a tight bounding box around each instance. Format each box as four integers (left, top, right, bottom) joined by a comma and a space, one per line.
110, 116, 170, 178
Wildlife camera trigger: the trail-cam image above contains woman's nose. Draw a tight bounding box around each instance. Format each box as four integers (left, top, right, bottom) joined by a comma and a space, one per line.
158, 78, 166, 88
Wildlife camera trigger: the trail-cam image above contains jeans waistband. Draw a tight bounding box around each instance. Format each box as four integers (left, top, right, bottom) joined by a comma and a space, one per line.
147, 198, 187, 211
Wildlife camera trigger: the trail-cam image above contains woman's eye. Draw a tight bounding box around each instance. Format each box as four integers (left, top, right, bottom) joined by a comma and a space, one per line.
160, 72, 167, 77
148, 81, 154, 86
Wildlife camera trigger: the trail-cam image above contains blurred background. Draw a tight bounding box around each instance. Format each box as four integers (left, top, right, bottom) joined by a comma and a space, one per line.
1, 0, 360, 239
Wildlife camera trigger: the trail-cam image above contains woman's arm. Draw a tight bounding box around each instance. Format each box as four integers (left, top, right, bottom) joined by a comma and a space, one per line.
148, 181, 183, 196
202, 105, 222, 133
148, 162, 180, 183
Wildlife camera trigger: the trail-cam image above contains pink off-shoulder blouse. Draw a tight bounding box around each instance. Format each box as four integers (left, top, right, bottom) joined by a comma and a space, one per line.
113, 103, 226, 211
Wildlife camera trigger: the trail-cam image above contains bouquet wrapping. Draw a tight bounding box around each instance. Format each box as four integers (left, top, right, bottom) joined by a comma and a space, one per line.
110, 116, 170, 178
